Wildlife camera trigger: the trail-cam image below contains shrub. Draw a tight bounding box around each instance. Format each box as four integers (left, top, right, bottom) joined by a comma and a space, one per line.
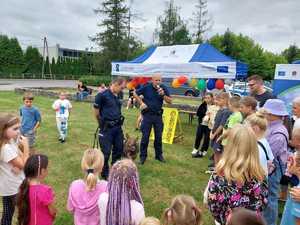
79, 75, 112, 86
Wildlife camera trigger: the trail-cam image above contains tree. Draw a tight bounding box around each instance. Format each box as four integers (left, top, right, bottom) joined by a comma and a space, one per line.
44, 57, 50, 75
155, 0, 191, 45
23, 46, 42, 73
191, 0, 213, 43
0, 35, 11, 73
209, 31, 288, 80
0, 36, 25, 74
282, 44, 300, 63
51, 57, 56, 74
92, 0, 129, 74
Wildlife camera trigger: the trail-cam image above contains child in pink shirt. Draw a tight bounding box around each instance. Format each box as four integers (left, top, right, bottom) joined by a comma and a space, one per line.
67, 148, 107, 225
17, 154, 57, 225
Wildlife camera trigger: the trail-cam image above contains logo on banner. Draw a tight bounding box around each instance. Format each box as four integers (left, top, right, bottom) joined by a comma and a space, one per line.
278, 71, 286, 76
292, 71, 297, 76
116, 64, 120, 72
217, 66, 228, 73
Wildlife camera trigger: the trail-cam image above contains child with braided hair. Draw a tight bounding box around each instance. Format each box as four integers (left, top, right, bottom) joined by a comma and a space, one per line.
98, 159, 145, 225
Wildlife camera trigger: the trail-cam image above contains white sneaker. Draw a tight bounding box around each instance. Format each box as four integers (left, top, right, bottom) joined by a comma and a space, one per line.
191, 148, 198, 155
202, 151, 207, 156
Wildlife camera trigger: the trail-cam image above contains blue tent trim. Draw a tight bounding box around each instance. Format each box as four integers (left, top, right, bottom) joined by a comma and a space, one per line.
112, 46, 156, 64
128, 46, 157, 63
189, 43, 233, 62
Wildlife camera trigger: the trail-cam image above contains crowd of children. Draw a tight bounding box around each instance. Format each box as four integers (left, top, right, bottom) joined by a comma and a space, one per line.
2, 77, 300, 225
191, 84, 300, 224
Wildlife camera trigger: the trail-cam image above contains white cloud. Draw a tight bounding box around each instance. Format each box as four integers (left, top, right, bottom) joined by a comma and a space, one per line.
0, 0, 299, 53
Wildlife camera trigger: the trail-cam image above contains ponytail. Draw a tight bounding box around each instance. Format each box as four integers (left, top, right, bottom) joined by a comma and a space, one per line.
81, 148, 104, 191
85, 171, 97, 191
17, 178, 30, 225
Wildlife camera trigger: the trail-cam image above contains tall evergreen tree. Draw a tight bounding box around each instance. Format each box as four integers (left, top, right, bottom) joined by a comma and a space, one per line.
51, 57, 56, 74
92, 0, 129, 73
0, 36, 24, 74
0, 35, 10, 73
155, 0, 191, 45
44, 56, 50, 75
24, 46, 42, 73
191, 0, 213, 43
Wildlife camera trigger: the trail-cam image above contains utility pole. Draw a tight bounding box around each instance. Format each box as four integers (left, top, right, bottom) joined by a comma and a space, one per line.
41, 37, 52, 79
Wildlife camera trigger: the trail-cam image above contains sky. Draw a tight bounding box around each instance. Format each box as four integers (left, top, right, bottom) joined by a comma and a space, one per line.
0, 0, 299, 53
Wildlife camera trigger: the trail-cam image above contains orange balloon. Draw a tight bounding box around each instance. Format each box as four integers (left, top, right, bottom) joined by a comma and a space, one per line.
172, 79, 181, 88
127, 82, 134, 90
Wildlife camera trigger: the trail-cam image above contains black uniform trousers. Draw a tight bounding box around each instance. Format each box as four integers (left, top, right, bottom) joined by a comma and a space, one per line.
140, 113, 163, 160
98, 124, 123, 179
194, 124, 210, 152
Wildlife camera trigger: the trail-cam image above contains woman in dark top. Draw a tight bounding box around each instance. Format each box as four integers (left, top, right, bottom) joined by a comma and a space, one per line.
77, 81, 89, 101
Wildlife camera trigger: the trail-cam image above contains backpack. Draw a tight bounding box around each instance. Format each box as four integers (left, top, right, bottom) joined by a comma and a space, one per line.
257, 141, 275, 175
271, 132, 290, 184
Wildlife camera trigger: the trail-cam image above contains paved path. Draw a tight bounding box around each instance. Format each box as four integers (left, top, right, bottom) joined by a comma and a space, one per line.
0, 79, 77, 91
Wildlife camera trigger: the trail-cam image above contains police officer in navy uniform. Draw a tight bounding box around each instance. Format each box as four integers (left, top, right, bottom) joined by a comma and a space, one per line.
94, 77, 126, 179
134, 74, 172, 164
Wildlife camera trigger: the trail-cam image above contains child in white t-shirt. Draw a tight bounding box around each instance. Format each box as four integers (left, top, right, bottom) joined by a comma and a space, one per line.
0, 114, 29, 225
52, 92, 72, 143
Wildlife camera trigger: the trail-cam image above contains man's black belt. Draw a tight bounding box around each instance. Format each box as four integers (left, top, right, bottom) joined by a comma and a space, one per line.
142, 108, 163, 116
101, 116, 124, 128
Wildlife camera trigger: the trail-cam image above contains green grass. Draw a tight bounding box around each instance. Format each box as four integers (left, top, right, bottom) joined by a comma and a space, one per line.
0, 91, 212, 224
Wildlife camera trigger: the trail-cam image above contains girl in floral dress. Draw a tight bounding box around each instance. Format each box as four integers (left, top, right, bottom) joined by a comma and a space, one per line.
207, 124, 268, 225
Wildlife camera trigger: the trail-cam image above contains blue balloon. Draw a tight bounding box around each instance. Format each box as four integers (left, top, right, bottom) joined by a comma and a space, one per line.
207, 79, 216, 90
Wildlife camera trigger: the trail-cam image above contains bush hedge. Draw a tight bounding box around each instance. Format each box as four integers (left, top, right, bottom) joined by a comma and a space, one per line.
79, 75, 112, 86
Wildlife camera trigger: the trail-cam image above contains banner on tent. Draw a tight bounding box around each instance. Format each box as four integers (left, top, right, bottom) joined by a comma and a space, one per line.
275, 64, 300, 80
111, 62, 237, 79
150, 107, 183, 144
273, 64, 300, 114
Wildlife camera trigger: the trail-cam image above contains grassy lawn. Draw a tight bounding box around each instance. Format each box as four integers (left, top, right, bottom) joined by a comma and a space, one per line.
0, 91, 213, 224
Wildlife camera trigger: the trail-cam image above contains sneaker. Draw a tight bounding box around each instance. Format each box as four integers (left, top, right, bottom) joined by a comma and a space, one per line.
191, 148, 198, 155
193, 152, 203, 158
205, 166, 215, 174
202, 151, 207, 156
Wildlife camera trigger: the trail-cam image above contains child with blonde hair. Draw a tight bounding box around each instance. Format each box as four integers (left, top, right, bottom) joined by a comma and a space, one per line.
0, 114, 29, 225
208, 124, 268, 225
140, 217, 161, 225
162, 195, 202, 225
67, 148, 107, 225
245, 111, 275, 175
226, 208, 266, 225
